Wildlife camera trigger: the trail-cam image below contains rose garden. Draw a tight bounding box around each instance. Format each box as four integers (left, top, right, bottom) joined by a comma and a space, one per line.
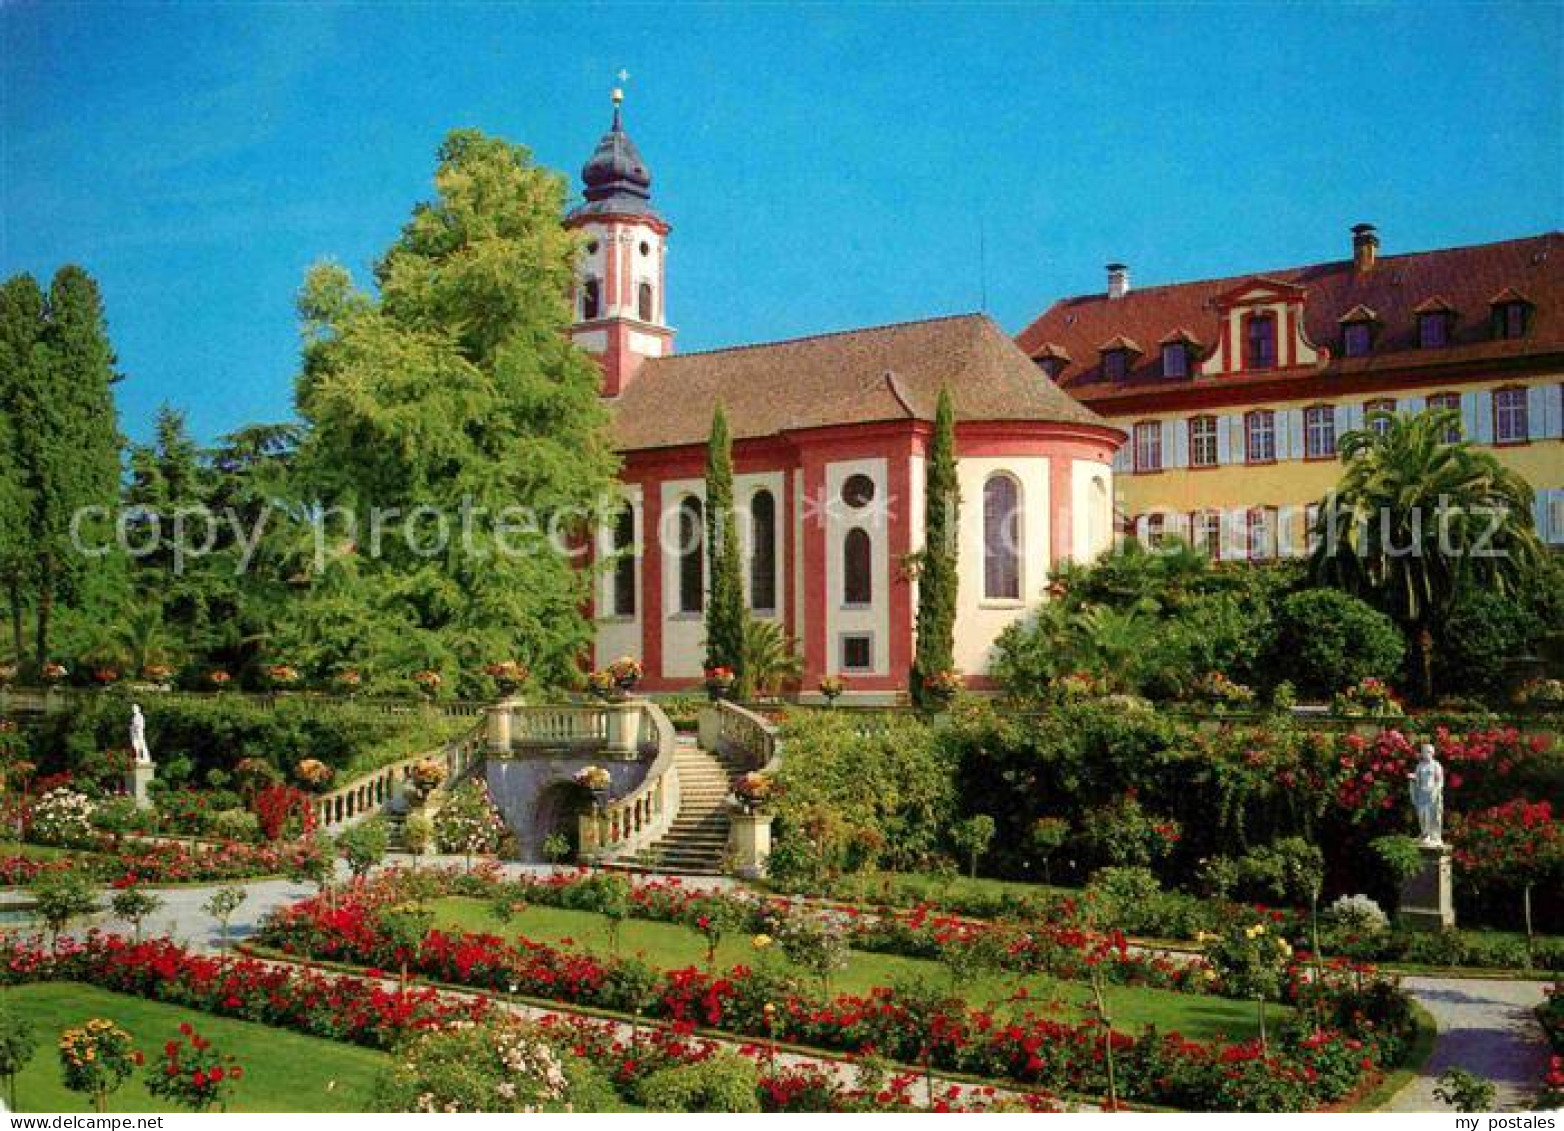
3, 117, 1563, 1115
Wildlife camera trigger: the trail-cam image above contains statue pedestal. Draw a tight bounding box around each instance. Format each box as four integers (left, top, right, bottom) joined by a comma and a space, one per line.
486, 695, 524, 754
1399, 843, 1455, 931
727, 812, 772, 880
125, 763, 156, 810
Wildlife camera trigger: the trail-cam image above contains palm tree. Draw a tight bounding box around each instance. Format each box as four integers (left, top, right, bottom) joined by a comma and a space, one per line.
739, 617, 803, 699
1310, 408, 1543, 700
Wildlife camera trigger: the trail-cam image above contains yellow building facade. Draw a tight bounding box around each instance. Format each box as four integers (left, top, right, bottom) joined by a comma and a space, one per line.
1017, 229, 1564, 558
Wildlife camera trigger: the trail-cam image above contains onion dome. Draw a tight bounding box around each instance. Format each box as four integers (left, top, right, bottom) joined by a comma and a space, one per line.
570, 88, 660, 222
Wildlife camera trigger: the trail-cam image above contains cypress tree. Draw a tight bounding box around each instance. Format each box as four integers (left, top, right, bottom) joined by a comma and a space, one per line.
912, 386, 960, 707
30, 267, 123, 664
703, 403, 746, 689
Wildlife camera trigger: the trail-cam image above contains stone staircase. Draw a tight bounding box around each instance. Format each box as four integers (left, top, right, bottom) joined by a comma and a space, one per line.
613, 738, 747, 875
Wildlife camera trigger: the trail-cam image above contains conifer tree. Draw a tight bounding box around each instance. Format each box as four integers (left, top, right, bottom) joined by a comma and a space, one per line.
703, 403, 747, 690
0, 275, 44, 660
911, 386, 960, 707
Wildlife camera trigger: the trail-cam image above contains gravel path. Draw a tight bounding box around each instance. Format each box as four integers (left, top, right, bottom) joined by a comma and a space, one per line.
1388, 976, 1552, 1112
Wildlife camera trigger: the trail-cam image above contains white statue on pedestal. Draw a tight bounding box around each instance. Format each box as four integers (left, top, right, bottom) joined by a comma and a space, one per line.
1408, 742, 1444, 846
129, 704, 153, 765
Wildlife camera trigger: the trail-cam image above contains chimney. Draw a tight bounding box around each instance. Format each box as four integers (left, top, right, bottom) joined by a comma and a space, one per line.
1106, 262, 1131, 300
1352, 224, 1379, 272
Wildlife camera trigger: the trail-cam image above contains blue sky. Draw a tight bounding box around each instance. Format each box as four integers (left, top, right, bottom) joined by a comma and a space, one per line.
3, 2, 1560, 444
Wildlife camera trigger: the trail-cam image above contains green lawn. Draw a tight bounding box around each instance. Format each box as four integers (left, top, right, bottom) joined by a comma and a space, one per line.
799, 870, 1077, 908
0, 842, 78, 862
431, 896, 1272, 1042
0, 983, 386, 1113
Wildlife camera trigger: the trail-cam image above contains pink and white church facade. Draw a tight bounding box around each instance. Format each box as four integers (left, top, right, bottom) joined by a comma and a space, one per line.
569, 95, 1124, 699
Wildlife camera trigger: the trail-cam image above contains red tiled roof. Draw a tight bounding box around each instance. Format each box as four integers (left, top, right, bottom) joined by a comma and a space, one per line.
611, 313, 1113, 451
1015, 232, 1564, 401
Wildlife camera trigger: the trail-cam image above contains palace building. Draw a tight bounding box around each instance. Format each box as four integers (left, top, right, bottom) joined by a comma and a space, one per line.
567, 94, 1123, 697
1016, 228, 1564, 559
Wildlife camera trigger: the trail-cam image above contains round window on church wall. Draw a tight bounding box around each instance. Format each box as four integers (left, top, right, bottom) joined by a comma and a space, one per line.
841, 474, 876, 509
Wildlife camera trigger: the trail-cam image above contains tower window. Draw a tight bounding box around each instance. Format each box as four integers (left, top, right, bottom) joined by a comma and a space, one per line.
638, 282, 654, 322
611, 505, 636, 617
1188, 415, 1218, 467
581, 278, 601, 321
842, 527, 873, 606
677, 496, 704, 614
982, 474, 1021, 601
1243, 313, 1278, 370
841, 474, 876, 509
749, 489, 777, 612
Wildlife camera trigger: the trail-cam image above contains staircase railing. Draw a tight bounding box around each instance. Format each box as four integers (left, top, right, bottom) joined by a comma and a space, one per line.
702, 699, 782, 773
581, 700, 680, 862
313, 722, 487, 831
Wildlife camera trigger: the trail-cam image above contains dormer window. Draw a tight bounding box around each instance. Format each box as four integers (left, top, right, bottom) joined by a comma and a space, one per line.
1415, 298, 1456, 348
1158, 329, 1200, 379
1338, 305, 1379, 359
1489, 289, 1532, 340
1098, 336, 1141, 382
1104, 349, 1129, 382
1243, 313, 1277, 370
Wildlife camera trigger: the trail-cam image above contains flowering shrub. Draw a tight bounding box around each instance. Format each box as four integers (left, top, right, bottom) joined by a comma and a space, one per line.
252, 872, 1414, 1111
1515, 678, 1564, 709
253, 784, 317, 841
146, 1023, 241, 1111
1324, 895, 1389, 935
1198, 670, 1256, 709
1331, 678, 1403, 717
30, 788, 97, 848
370, 1017, 605, 1112
294, 758, 334, 790
58, 1018, 139, 1111
433, 780, 507, 860
1199, 921, 1292, 1001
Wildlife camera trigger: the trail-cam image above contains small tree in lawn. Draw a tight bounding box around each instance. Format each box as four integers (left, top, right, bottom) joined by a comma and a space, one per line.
951, 814, 996, 879
336, 817, 390, 878
109, 883, 163, 941
58, 1018, 138, 1113
911, 386, 960, 709
377, 904, 435, 994
1453, 800, 1564, 964
687, 899, 746, 973
146, 1022, 242, 1112
1028, 817, 1070, 885
775, 911, 850, 997
0, 1002, 38, 1110
286, 831, 336, 907
542, 832, 572, 866
31, 867, 99, 949
433, 780, 506, 870
203, 885, 247, 947
597, 872, 631, 955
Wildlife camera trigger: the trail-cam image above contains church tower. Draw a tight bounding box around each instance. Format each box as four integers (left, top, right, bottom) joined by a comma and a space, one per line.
566, 86, 673, 397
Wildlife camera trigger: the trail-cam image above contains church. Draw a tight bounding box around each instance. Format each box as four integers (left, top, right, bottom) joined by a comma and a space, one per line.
568, 93, 1123, 699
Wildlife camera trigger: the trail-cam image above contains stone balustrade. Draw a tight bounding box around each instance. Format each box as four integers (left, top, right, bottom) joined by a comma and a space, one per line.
578, 700, 680, 861
314, 726, 486, 830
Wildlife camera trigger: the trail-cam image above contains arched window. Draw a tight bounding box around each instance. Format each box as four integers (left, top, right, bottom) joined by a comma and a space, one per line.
982, 474, 1021, 600
581, 278, 601, 321
749, 489, 777, 612
842, 527, 872, 606
678, 496, 704, 614
611, 505, 636, 617
638, 282, 654, 322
